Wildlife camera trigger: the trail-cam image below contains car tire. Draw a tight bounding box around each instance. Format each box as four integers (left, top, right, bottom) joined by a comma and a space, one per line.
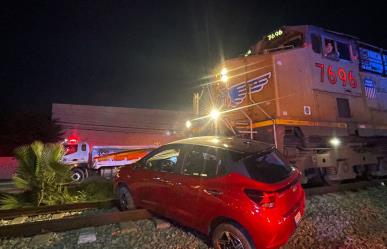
212, 223, 254, 249
71, 168, 85, 183
117, 186, 135, 211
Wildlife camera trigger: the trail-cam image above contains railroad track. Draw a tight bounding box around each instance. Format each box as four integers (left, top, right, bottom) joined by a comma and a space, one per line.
0, 208, 152, 237
304, 179, 385, 196
0, 200, 117, 220
0, 179, 385, 238
0, 199, 151, 238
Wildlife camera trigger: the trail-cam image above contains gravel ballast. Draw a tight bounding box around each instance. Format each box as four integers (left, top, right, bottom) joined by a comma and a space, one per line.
0, 185, 386, 249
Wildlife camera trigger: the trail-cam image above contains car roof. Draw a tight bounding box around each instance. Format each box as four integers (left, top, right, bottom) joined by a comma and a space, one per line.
169, 136, 274, 154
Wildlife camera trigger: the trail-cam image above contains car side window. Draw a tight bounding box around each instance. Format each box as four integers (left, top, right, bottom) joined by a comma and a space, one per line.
182, 146, 222, 178
144, 146, 181, 173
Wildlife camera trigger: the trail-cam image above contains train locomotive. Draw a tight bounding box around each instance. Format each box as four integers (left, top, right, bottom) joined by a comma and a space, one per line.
197, 25, 387, 184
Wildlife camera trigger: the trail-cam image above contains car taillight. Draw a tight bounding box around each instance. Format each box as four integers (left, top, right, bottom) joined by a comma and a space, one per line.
244, 189, 276, 209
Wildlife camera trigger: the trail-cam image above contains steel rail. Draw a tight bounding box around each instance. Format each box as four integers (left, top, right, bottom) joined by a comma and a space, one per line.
304, 179, 385, 196
0, 200, 117, 220
0, 208, 152, 237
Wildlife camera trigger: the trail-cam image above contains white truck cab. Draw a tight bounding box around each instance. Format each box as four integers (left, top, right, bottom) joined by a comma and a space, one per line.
62, 140, 90, 165
61, 136, 156, 182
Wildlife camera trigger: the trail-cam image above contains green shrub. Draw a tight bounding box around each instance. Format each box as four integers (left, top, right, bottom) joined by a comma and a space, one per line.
0, 141, 75, 209
70, 178, 114, 202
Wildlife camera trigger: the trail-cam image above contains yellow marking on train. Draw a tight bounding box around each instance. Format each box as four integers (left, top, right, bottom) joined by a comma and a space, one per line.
250, 119, 348, 129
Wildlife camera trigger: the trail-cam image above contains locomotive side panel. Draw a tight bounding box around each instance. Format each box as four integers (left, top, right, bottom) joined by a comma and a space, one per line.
359, 72, 387, 133
244, 54, 276, 121
214, 54, 276, 124
307, 29, 372, 125
272, 48, 317, 120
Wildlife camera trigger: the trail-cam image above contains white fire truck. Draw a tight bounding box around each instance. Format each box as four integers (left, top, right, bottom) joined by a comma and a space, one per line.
62, 136, 157, 182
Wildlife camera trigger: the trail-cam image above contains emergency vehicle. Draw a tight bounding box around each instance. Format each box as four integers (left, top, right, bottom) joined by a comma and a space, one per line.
62, 135, 156, 182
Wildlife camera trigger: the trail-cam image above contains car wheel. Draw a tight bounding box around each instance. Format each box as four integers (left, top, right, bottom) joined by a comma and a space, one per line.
71, 168, 85, 183
117, 186, 135, 211
212, 223, 254, 249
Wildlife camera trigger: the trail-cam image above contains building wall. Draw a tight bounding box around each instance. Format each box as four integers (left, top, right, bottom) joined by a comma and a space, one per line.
52, 103, 192, 146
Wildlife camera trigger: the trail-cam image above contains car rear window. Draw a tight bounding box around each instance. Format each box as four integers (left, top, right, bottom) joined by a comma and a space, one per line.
241, 150, 292, 184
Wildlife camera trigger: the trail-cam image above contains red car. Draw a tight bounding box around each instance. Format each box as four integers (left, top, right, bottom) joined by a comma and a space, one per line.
115, 136, 305, 249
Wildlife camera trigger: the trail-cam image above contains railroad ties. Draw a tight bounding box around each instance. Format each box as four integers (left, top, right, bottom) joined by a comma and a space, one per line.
0, 200, 152, 238
304, 179, 385, 196
0, 179, 385, 239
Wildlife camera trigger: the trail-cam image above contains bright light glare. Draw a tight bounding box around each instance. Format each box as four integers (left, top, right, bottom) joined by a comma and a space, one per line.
220, 68, 228, 83
210, 109, 220, 120
329, 137, 341, 147
211, 138, 219, 144
185, 120, 192, 128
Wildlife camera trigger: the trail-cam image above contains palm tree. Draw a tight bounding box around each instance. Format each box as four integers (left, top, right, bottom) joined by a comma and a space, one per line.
1, 141, 74, 209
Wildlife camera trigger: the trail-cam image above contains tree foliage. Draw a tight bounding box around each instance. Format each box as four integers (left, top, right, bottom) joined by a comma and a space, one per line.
0, 111, 63, 156
1, 141, 76, 209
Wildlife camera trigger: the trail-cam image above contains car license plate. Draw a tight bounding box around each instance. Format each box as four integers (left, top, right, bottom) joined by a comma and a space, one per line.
294, 211, 301, 225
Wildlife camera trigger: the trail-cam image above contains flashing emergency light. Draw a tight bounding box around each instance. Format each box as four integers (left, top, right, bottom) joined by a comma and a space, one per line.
67, 135, 79, 144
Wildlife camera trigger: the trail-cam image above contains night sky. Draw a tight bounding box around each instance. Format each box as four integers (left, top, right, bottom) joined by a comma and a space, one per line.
1, 0, 385, 114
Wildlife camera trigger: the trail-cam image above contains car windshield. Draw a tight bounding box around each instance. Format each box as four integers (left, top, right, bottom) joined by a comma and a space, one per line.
64, 144, 77, 155
233, 149, 292, 184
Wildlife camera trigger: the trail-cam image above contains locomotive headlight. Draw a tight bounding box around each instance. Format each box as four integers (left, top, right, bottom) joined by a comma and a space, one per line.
220, 68, 228, 83
210, 109, 220, 120
329, 137, 341, 147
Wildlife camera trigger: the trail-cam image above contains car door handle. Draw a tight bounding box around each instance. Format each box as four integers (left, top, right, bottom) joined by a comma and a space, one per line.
204, 189, 223, 196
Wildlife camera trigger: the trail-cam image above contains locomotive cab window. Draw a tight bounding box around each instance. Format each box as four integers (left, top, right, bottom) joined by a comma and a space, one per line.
359, 45, 383, 74
323, 39, 340, 60
336, 41, 351, 61
311, 33, 322, 54
282, 35, 303, 49
323, 38, 351, 61
253, 29, 304, 54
